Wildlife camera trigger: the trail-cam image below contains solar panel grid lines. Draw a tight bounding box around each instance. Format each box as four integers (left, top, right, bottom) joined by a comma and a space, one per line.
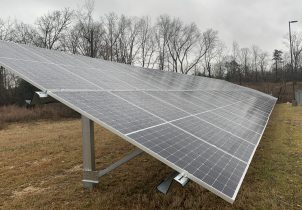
223, 104, 269, 123
115, 64, 176, 90
127, 123, 248, 200
61, 64, 136, 90
8, 41, 159, 91
54, 91, 165, 134
113, 91, 189, 121
109, 90, 252, 165
75, 57, 164, 90
34, 46, 165, 91
15, 44, 105, 91
211, 90, 251, 101
200, 90, 240, 104
236, 100, 272, 115
194, 113, 260, 145
0, 57, 47, 92
0, 41, 277, 203
141, 91, 259, 148
187, 91, 243, 107
214, 108, 267, 126
0, 57, 103, 91
168, 91, 217, 109
124, 93, 263, 137
146, 91, 206, 114
170, 116, 253, 162
198, 110, 262, 136
154, 90, 270, 131
20, 42, 194, 91
0, 41, 44, 62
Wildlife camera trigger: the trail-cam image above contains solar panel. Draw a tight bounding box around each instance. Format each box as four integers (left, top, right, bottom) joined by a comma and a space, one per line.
0, 40, 277, 203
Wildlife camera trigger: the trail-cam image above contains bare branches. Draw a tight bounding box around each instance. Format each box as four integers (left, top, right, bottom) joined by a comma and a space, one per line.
35, 8, 74, 49
0, 18, 15, 41
202, 29, 219, 77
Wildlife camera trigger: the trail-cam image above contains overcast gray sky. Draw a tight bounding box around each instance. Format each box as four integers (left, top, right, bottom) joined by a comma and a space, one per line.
1, 0, 301, 54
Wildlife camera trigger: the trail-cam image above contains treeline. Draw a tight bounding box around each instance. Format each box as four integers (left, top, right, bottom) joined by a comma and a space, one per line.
0, 1, 302, 105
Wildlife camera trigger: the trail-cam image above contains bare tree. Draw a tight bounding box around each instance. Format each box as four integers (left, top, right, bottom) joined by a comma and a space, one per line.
115, 15, 141, 64
103, 12, 120, 61
213, 42, 227, 78
164, 18, 208, 74
252, 45, 260, 81
229, 41, 242, 82
0, 18, 18, 105
155, 15, 170, 70
137, 16, 157, 68
259, 52, 268, 81
72, 0, 106, 58
14, 22, 38, 45
291, 32, 302, 80
239, 48, 250, 79
202, 29, 219, 77
272, 49, 283, 82
0, 18, 15, 41
35, 8, 74, 49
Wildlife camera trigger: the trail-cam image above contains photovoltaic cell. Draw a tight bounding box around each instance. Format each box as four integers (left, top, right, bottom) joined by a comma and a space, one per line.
128, 123, 248, 198
0, 40, 277, 203
146, 91, 207, 114
196, 112, 260, 144
0, 57, 100, 90
113, 91, 188, 121
171, 116, 254, 162
53, 91, 164, 134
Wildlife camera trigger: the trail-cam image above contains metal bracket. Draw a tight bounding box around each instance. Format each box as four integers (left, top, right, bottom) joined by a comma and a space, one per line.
174, 173, 189, 186
157, 171, 190, 194
26, 91, 56, 106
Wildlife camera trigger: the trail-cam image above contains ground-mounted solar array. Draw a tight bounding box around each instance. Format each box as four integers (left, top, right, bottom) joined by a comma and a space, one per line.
0, 40, 277, 203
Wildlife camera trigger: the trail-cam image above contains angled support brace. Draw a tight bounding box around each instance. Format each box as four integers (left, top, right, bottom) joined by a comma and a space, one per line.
98, 149, 143, 178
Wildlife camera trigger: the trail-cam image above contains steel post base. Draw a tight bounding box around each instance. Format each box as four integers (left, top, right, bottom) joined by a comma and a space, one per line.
157, 171, 190, 194
157, 171, 179, 194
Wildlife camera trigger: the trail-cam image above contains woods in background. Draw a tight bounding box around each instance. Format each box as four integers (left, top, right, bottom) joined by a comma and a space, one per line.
1, 1, 302, 105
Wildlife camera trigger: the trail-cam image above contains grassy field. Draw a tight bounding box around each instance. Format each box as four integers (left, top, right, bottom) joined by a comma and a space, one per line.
242, 81, 302, 103
0, 104, 301, 209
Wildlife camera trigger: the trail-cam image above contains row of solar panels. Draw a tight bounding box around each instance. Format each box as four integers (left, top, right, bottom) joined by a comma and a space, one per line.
0, 40, 277, 203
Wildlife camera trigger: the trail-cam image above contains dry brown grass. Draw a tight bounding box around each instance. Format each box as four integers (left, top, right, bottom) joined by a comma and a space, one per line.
0, 104, 301, 209
243, 81, 302, 103
0, 104, 79, 129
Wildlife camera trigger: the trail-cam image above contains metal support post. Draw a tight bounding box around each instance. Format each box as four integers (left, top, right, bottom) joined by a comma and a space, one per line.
81, 115, 99, 189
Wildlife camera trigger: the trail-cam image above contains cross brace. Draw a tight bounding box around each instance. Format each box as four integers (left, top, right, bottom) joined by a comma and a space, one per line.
81, 116, 143, 189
